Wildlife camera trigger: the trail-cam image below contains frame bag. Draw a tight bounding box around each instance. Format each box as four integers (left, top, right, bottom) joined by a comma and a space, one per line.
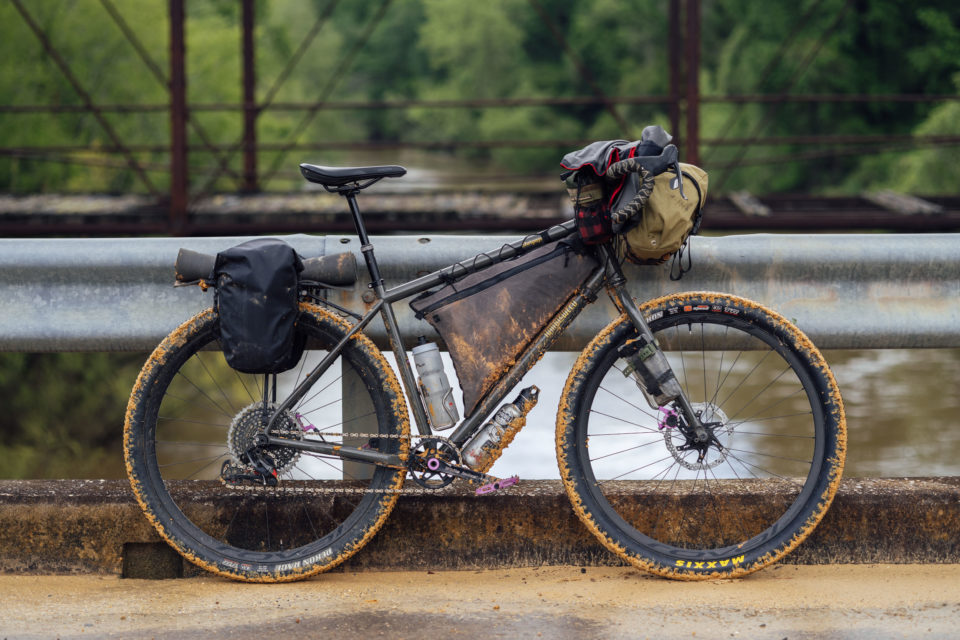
411, 240, 598, 417
215, 238, 305, 374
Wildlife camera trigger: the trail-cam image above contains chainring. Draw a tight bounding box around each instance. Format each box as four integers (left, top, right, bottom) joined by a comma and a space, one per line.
409, 437, 462, 489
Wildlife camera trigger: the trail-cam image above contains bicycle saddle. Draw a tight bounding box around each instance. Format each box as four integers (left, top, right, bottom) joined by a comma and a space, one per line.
299, 163, 407, 188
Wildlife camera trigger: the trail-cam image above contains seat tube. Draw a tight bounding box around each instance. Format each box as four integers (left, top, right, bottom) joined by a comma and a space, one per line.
344, 192, 432, 437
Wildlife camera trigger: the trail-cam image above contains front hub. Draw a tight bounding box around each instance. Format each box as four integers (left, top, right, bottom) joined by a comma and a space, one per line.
660, 402, 732, 471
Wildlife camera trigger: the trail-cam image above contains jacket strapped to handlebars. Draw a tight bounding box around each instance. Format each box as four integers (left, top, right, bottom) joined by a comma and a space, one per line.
560, 125, 708, 276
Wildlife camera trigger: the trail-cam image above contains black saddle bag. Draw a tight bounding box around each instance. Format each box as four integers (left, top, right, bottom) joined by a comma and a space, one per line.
214, 238, 305, 374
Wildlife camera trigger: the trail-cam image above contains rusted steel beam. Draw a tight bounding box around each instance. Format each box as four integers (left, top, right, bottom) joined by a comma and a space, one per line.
668, 0, 682, 143
4, 132, 959, 159
241, 0, 258, 193
702, 93, 960, 104
5, 92, 958, 115
169, 0, 188, 233
703, 134, 960, 146
192, 0, 342, 197
98, 0, 239, 184
9, 0, 160, 197
683, 0, 700, 166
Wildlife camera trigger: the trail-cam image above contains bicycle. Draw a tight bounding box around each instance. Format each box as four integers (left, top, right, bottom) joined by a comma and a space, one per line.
124, 155, 846, 583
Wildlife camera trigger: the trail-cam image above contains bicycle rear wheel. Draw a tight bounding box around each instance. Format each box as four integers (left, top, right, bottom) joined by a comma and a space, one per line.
556, 292, 845, 579
124, 303, 409, 582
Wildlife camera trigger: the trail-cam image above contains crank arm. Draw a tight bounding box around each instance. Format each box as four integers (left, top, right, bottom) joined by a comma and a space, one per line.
421, 457, 497, 485
263, 436, 405, 468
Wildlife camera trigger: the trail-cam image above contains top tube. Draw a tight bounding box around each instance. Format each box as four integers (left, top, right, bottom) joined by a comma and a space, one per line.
383, 219, 579, 303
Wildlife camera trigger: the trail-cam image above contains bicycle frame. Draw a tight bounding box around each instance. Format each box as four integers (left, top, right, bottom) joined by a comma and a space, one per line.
265, 190, 702, 469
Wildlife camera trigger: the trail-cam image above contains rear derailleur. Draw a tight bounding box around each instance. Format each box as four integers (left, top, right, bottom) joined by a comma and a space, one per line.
220, 435, 278, 487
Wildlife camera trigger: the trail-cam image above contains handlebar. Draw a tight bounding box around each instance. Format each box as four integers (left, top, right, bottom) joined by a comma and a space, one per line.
603, 143, 681, 230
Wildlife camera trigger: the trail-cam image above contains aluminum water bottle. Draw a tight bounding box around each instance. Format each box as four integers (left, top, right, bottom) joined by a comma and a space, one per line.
462, 386, 539, 470
412, 340, 459, 430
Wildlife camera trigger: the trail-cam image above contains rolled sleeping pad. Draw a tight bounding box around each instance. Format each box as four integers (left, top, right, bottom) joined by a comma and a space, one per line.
174, 248, 358, 287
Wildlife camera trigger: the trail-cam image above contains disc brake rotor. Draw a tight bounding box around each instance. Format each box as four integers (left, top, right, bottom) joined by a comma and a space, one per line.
661, 402, 732, 471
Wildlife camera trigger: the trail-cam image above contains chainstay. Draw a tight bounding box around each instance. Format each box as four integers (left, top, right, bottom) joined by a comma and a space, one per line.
220, 432, 472, 496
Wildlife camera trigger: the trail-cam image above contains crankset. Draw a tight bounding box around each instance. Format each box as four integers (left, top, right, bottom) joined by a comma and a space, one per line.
408, 437, 519, 495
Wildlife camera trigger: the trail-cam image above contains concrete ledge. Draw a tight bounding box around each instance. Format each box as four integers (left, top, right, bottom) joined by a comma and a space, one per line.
0, 478, 957, 576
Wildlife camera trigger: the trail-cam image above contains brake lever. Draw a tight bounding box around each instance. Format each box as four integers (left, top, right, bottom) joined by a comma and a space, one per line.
670, 159, 688, 200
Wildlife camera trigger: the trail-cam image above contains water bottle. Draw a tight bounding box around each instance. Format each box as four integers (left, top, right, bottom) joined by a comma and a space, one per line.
412, 339, 459, 430
622, 337, 682, 410
462, 386, 539, 470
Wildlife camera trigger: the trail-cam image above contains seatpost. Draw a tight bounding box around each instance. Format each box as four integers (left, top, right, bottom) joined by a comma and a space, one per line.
344, 191, 385, 291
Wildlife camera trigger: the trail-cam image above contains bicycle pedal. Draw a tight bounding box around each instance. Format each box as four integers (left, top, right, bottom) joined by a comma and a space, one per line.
475, 475, 519, 496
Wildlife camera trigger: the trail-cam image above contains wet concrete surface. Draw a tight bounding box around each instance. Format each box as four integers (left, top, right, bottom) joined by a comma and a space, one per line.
2, 565, 959, 639
2, 479, 959, 576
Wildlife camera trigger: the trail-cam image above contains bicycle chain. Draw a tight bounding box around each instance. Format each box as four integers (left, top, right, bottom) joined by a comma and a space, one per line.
220, 431, 481, 496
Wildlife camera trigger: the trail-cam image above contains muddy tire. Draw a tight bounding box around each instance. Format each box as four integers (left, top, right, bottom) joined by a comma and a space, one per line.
556, 292, 845, 579
125, 304, 409, 582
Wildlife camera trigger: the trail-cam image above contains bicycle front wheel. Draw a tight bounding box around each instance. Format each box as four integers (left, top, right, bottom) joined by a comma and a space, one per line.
125, 303, 409, 582
557, 292, 845, 579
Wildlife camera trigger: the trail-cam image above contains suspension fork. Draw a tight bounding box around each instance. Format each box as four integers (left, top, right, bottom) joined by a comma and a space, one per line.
597, 246, 708, 441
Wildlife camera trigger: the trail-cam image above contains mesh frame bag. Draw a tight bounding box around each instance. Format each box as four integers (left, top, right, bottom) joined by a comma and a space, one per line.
214, 238, 305, 374
410, 240, 598, 417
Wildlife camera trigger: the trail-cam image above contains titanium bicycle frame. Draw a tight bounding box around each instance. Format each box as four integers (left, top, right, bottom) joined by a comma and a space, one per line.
264, 190, 705, 469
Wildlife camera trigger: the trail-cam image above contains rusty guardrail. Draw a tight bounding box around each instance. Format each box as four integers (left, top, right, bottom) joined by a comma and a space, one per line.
0, 233, 957, 352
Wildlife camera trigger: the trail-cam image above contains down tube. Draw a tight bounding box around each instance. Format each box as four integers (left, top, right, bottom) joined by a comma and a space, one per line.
448, 266, 608, 448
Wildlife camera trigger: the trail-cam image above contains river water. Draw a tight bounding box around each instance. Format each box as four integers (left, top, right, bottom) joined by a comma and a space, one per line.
470, 348, 960, 480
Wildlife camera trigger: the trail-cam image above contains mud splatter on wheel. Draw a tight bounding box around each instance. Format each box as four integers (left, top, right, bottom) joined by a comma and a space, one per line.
125, 304, 409, 582
556, 292, 845, 579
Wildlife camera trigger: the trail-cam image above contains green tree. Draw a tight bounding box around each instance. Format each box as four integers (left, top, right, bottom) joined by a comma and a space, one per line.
0, 353, 144, 478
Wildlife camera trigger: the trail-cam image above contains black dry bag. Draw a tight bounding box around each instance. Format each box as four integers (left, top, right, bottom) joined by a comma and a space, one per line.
214, 238, 305, 374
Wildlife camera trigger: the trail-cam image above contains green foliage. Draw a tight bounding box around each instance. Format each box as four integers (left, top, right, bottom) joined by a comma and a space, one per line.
0, 353, 144, 478
1, 0, 959, 193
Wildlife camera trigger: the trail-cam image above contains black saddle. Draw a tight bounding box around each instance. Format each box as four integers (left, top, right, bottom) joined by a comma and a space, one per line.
299, 163, 406, 189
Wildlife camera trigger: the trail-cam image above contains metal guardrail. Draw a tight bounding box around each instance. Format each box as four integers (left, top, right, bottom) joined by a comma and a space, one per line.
0, 234, 957, 352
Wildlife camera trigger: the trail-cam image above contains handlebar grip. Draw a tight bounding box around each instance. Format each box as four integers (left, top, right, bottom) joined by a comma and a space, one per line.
175, 248, 216, 285
609, 169, 656, 229
604, 144, 679, 230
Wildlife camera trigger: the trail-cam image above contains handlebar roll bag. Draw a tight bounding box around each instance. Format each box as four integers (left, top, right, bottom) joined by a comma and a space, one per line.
410, 240, 598, 418
620, 163, 708, 265
214, 238, 306, 374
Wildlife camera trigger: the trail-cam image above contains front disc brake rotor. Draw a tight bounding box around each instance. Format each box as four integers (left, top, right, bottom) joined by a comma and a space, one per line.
661, 402, 732, 471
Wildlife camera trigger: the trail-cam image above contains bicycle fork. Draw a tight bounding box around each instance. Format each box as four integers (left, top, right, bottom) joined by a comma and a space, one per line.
601, 249, 710, 445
